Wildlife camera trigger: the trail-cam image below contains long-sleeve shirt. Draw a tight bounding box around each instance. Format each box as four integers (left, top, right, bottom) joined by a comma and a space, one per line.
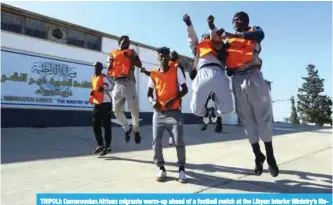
243, 26, 265, 43
187, 25, 224, 70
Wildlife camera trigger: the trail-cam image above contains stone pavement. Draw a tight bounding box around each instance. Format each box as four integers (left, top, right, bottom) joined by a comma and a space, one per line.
1, 123, 332, 205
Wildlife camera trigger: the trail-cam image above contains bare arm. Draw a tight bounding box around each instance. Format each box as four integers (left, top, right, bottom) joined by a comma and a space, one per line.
132, 50, 142, 68
107, 55, 113, 71
177, 83, 188, 99
147, 87, 155, 103
141, 69, 151, 77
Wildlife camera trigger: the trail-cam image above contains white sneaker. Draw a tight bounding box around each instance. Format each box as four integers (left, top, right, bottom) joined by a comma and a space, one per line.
203, 116, 210, 125
156, 169, 167, 182
169, 137, 175, 146
178, 170, 187, 183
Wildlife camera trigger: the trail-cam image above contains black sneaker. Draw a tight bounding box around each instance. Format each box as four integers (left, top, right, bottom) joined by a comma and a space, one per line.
99, 147, 111, 156
267, 157, 279, 177
254, 153, 266, 176
214, 124, 222, 133
93, 146, 104, 154
134, 132, 141, 144
201, 123, 207, 131
125, 126, 132, 143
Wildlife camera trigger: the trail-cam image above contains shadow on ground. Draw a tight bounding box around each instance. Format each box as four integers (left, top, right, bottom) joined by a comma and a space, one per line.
1, 123, 331, 164
101, 156, 333, 193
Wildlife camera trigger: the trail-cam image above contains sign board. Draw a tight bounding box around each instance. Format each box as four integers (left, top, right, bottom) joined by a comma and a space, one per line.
1, 50, 96, 110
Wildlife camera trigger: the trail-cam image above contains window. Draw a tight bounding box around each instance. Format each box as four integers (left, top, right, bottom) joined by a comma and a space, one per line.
66, 29, 85, 48
1, 9, 103, 52
1, 11, 24, 34
86, 33, 102, 51
25, 17, 48, 39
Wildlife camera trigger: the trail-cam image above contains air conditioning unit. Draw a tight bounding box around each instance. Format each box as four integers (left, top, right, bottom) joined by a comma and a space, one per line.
47, 26, 67, 44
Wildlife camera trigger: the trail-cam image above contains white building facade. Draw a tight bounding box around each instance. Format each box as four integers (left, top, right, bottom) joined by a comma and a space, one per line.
1, 3, 239, 127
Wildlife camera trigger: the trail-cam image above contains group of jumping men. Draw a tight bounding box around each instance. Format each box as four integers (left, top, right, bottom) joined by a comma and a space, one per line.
89, 11, 279, 183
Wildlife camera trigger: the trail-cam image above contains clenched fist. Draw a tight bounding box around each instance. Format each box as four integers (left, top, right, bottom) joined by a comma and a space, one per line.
183, 14, 192, 26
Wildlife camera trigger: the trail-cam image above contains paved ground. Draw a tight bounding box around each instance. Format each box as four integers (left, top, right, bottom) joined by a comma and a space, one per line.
1, 123, 332, 205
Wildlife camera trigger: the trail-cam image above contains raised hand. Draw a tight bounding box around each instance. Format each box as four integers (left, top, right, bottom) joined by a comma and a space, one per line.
207, 15, 215, 29
183, 13, 192, 26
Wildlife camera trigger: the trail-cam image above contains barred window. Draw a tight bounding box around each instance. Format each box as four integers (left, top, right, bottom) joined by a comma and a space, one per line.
86, 33, 102, 51
1, 10, 105, 52
1, 11, 24, 34
25, 17, 48, 39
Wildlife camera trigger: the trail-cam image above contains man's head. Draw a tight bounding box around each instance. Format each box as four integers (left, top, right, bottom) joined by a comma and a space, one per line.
232, 11, 250, 32
170, 51, 179, 62
118, 35, 130, 50
201, 33, 210, 40
157, 46, 171, 70
93, 61, 103, 75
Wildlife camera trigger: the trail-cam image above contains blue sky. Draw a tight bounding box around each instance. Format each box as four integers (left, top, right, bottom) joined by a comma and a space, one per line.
5, 1, 332, 121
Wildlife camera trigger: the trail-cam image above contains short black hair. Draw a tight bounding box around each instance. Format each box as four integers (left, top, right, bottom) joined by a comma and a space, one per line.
171, 50, 179, 60
233, 11, 249, 25
171, 50, 178, 56
118, 35, 129, 45
201, 33, 209, 40
93, 61, 103, 69
157, 46, 170, 55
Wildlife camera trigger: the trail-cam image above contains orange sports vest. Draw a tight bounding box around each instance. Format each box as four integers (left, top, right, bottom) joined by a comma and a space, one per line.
169, 60, 179, 68
151, 64, 180, 111
226, 27, 259, 69
89, 74, 104, 104
108, 48, 134, 78
195, 39, 218, 58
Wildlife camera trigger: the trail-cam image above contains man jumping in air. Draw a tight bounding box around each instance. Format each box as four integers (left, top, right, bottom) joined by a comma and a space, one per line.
107, 35, 143, 144
210, 12, 279, 177
183, 14, 233, 125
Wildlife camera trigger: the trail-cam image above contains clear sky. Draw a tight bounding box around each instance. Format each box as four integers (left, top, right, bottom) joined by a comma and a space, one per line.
4, 1, 332, 121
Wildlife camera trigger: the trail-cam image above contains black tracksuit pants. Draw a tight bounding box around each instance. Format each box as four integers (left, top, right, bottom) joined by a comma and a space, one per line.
92, 102, 112, 148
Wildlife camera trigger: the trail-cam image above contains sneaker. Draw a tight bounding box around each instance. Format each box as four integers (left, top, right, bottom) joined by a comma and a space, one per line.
178, 170, 187, 183
201, 123, 207, 131
203, 116, 210, 125
92, 146, 104, 154
269, 164, 279, 177
156, 169, 167, 182
99, 147, 111, 156
125, 126, 132, 143
211, 111, 217, 124
134, 132, 141, 144
267, 156, 279, 177
214, 124, 222, 133
254, 153, 266, 176
169, 137, 175, 146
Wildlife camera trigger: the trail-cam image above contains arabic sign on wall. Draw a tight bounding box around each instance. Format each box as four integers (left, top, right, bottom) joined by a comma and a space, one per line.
1, 50, 95, 109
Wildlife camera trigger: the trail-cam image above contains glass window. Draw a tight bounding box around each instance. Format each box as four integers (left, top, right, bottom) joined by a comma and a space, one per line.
25, 17, 48, 39
1, 11, 24, 34
86, 33, 102, 51
66, 29, 85, 48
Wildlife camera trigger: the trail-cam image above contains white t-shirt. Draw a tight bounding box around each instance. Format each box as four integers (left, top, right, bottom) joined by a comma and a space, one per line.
148, 67, 186, 89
